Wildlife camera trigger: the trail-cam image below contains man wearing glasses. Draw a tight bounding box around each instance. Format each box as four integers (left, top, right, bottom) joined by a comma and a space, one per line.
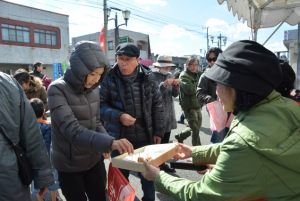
175, 56, 203, 146
100, 43, 165, 201
196, 47, 225, 143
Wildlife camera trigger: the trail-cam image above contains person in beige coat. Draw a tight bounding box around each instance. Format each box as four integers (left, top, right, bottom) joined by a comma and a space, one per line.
14, 69, 48, 113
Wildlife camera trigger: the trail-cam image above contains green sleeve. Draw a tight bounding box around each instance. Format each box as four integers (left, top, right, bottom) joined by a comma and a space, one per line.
155, 133, 266, 200
179, 73, 198, 96
192, 143, 221, 165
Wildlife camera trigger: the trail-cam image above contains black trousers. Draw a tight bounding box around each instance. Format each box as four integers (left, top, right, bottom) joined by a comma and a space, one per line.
161, 131, 171, 144
58, 158, 106, 201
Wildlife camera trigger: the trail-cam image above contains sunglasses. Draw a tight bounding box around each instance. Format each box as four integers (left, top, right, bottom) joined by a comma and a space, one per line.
207, 57, 217, 62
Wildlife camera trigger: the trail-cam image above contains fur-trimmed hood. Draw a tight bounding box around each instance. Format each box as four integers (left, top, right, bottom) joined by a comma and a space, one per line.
28, 75, 44, 92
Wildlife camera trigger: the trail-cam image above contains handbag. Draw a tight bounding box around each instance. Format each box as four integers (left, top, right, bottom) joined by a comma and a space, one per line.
107, 162, 135, 201
207, 101, 235, 132
0, 127, 33, 185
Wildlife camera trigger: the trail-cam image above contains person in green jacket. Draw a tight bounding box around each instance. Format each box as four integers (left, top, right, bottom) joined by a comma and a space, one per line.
141, 40, 300, 200
175, 56, 203, 146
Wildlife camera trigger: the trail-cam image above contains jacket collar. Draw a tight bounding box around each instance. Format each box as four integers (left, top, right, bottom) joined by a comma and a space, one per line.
229, 90, 281, 132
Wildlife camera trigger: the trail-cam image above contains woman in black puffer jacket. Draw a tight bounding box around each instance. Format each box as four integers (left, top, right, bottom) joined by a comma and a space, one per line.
47, 41, 133, 201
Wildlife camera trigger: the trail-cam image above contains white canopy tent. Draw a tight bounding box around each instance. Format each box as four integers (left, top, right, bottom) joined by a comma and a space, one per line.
217, 0, 300, 41
217, 0, 300, 90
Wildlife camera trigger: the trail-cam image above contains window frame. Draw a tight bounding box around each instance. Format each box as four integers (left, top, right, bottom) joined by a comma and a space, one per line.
0, 17, 61, 49
108, 41, 114, 50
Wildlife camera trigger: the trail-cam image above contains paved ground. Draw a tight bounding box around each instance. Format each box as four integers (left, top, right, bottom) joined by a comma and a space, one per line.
31, 97, 211, 201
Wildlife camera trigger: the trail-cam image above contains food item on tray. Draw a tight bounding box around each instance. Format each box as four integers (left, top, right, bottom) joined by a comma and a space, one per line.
186, 159, 192, 162
137, 156, 152, 163
138, 157, 144, 163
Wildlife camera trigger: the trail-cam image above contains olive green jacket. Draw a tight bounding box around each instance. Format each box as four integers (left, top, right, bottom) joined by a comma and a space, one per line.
179, 69, 203, 111
155, 91, 300, 200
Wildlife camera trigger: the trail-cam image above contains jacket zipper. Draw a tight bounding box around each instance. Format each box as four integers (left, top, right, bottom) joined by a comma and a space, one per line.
85, 93, 93, 168
129, 84, 138, 143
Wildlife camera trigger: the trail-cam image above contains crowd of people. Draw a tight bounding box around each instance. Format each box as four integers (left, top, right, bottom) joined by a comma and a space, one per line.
0, 40, 299, 201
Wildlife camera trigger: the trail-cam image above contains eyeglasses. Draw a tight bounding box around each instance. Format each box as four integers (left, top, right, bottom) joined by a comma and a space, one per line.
188, 64, 198, 67
117, 57, 136, 63
207, 57, 217, 62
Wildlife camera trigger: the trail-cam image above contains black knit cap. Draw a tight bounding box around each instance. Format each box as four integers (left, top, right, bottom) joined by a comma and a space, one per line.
205, 40, 282, 96
115, 43, 140, 57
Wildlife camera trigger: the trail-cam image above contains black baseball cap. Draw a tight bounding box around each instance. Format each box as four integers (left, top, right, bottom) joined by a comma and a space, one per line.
115, 43, 140, 57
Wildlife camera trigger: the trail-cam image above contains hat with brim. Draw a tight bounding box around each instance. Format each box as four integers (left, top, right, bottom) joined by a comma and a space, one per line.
205, 40, 282, 97
153, 55, 176, 67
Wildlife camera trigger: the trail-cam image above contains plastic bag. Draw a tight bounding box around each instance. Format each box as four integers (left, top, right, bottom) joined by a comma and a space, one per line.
108, 163, 135, 201
207, 101, 235, 132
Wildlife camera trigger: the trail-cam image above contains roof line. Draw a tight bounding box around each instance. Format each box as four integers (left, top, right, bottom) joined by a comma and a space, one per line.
0, 0, 69, 17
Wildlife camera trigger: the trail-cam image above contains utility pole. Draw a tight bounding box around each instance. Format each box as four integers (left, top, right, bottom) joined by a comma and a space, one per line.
219, 33, 222, 50
114, 12, 119, 49
206, 27, 209, 51
103, 0, 108, 55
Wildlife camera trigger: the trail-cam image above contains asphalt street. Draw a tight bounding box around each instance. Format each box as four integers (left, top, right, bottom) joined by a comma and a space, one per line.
31, 97, 212, 201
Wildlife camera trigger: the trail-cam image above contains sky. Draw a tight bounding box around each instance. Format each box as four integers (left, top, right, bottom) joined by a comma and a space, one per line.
4, 0, 298, 57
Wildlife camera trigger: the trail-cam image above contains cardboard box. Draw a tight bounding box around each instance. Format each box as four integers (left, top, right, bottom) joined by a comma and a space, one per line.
170, 158, 207, 171
112, 143, 179, 172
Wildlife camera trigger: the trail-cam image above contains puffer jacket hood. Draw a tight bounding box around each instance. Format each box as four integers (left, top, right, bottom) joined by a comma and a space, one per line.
64, 41, 110, 93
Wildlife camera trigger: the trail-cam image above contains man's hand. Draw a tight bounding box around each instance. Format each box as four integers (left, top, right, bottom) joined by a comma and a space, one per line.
197, 164, 215, 175
163, 78, 174, 87
103, 152, 111, 159
173, 143, 192, 159
153, 136, 161, 144
119, 113, 136, 126
141, 161, 160, 181
111, 139, 134, 155
38, 187, 48, 196
173, 78, 179, 85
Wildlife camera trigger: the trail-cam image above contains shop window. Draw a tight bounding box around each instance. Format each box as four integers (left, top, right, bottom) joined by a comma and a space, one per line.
1, 23, 30, 43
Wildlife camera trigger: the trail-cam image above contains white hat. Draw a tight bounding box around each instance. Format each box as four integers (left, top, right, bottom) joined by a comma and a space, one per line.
153, 55, 176, 67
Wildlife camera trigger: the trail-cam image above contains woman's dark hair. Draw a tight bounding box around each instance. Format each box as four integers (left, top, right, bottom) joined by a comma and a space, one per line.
234, 89, 267, 112
34, 61, 42, 69
275, 60, 295, 99
206, 47, 223, 60
14, 68, 30, 85
30, 98, 44, 118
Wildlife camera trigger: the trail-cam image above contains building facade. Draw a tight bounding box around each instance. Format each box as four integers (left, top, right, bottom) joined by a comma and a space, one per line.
0, 0, 69, 78
283, 29, 298, 75
72, 28, 151, 66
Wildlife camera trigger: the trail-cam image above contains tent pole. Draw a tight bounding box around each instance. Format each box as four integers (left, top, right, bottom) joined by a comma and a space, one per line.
297, 23, 300, 90
253, 29, 258, 41
262, 21, 285, 45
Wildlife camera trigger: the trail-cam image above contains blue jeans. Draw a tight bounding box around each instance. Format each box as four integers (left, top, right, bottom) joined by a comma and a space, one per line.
111, 141, 155, 201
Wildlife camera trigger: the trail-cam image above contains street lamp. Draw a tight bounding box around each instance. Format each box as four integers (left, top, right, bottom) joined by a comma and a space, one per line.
106, 7, 131, 49
210, 35, 227, 50
223, 37, 227, 46
210, 36, 219, 48
122, 10, 131, 26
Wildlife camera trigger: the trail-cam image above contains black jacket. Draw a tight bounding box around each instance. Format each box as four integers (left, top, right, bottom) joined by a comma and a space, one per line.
196, 68, 217, 104
30, 69, 44, 79
100, 63, 165, 144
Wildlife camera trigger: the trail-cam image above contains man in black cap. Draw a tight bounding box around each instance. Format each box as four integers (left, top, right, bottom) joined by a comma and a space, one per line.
100, 43, 165, 201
